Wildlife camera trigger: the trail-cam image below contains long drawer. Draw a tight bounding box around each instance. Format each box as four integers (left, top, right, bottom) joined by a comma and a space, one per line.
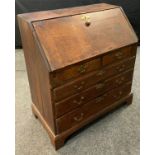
53, 57, 135, 102
56, 82, 132, 133
55, 69, 133, 118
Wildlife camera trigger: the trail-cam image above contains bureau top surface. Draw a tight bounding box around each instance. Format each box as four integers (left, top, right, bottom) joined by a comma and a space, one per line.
26, 3, 138, 71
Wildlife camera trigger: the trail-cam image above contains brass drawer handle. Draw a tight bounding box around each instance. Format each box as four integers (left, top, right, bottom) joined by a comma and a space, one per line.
115, 77, 125, 85
97, 70, 105, 76
74, 81, 85, 91
74, 85, 83, 91
116, 64, 126, 72
95, 97, 103, 103
95, 83, 105, 89
76, 86, 83, 91
113, 91, 123, 99
74, 113, 84, 122
73, 96, 85, 105
115, 52, 124, 59
78, 64, 87, 73
95, 94, 107, 103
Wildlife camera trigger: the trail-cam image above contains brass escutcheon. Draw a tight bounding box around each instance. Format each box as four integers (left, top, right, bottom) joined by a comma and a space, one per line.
81, 15, 91, 26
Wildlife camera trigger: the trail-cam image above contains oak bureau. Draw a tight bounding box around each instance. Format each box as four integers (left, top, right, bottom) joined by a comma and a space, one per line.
18, 3, 138, 150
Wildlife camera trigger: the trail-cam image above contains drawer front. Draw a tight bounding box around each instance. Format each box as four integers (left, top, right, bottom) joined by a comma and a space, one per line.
56, 82, 132, 133
51, 58, 101, 88
53, 58, 135, 102
55, 69, 133, 118
102, 45, 137, 66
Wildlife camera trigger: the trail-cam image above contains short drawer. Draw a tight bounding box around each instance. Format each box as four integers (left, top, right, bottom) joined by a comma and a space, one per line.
102, 45, 137, 66
51, 58, 101, 88
55, 69, 133, 118
56, 82, 132, 133
53, 58, 135, 102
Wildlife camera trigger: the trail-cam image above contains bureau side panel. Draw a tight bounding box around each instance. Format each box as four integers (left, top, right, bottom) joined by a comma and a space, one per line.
18, 17, 56, 133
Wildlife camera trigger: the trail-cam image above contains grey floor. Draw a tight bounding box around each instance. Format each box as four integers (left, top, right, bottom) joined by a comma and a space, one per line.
15, 48, 140, 155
